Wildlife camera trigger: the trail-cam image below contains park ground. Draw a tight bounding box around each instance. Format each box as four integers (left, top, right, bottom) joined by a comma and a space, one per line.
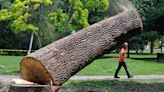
1, 75, 164, 92
1, 51, 164, 91
0, 52, 164, 75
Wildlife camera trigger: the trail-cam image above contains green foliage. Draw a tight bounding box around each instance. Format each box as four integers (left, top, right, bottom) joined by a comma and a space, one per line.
0, 0, 53, 49
129, 0, 164, 52
31, 0, 52, 5
33, 0, 109, 47
129, 31, 158, 50
0, 9, 11, 20
0, 0, 110, 49
0, 20, 16, 49
86, 0, 110, 24
48, 9, 70, 32
11, 13, 39, 32
0, 0, 52, 33
48, 0, 109, 32
84, 0, 109, 12
131, 0, 164, 31
71, 0, 89, 29
72, 8, 89, 29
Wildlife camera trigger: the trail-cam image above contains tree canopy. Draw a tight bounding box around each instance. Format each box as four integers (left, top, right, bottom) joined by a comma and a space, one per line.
129, 0, 164, 53
0, 0, 110, 50
1, 0, 163, 54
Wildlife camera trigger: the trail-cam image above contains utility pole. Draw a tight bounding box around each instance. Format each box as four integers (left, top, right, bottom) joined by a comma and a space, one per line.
27, 32, 34, 54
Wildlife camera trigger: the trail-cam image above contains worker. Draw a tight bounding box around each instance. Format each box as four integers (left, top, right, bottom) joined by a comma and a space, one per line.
114, 42, 133, 78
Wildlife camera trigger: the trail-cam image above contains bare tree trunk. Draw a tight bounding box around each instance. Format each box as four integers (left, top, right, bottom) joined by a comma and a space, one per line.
20, 10, 143, 86
135, 44, 139, 54
150, 40, 154, 54
161, 42, 163, 53
127, 43, 130, 58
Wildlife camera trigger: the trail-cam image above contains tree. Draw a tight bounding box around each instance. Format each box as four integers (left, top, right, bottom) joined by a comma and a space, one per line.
20, 9, 142, 85
154, 15, 164, 53
48, 0, 110, 32
0, 0, 110, 51
0, 0, 53, 49
130, 0, 164, 54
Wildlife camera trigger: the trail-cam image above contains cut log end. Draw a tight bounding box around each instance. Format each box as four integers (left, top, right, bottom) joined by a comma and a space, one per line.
20, 57, 54, 85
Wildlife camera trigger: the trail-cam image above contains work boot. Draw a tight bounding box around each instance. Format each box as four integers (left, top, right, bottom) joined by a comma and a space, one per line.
128, 75, 133, 78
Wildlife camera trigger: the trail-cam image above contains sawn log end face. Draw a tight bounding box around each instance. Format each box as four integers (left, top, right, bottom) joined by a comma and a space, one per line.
20, 57, 60, 86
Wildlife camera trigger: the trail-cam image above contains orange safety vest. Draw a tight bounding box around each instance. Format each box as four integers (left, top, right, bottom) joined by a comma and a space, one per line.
118, 48, 126, 62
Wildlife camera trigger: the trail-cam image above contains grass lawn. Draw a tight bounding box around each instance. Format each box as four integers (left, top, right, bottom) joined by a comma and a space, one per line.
60, 79, 164, 92
77, 53, 164, 75
0, 53, 164, 75
0, 56, 22, 75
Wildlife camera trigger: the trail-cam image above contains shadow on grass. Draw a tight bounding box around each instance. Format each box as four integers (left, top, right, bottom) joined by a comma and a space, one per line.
61, 80, 164, 92
99, 55, 118, 59
99, 53, 157, 61
99, 55, 156, 61
130, 58, 156, 61
129, 53, 157, 55
129, 53, 156, 61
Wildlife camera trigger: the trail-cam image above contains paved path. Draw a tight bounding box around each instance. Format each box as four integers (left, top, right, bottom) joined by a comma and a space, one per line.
0, 75, 19, 85
1, 75, 164, 85
70, 75, 164, 80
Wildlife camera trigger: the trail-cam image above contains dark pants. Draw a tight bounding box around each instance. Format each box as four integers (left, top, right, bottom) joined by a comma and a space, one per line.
114, 62, 130, 77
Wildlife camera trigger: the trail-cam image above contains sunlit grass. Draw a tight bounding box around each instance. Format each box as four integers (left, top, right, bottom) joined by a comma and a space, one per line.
0, 56, 23, 75
77, 53, 164, 75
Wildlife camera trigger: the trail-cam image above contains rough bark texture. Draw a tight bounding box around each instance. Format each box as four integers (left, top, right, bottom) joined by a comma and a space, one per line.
20, 10, 143, 86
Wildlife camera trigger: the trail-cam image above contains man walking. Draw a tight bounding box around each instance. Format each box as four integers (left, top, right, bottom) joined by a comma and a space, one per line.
114, 42, 133, 78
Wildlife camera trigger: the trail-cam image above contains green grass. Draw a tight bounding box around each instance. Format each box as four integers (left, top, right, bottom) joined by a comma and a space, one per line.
0, 56, 23, 75
130, 49, 162, 54
60, 79, 164, 92
0, 53, 164, 75
77, 53, 164, 75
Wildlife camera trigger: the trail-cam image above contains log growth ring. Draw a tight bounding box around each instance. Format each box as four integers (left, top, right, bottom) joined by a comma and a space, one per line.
20, 57, 59, 85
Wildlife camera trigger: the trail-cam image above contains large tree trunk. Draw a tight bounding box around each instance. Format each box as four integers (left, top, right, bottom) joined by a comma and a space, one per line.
20, 10, 143, 86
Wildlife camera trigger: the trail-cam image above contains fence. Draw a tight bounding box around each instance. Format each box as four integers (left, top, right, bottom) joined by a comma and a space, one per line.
0, 49, 35, 56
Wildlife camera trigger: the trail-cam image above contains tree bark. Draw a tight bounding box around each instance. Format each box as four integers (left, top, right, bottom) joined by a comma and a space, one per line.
161, 42, 163, 53
20, 10, 143, 86
150, 40, 154, 54
127, 43, 130, 58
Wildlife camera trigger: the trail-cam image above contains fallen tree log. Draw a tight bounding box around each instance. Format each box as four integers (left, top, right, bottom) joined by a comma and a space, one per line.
20, 9, 143, 86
